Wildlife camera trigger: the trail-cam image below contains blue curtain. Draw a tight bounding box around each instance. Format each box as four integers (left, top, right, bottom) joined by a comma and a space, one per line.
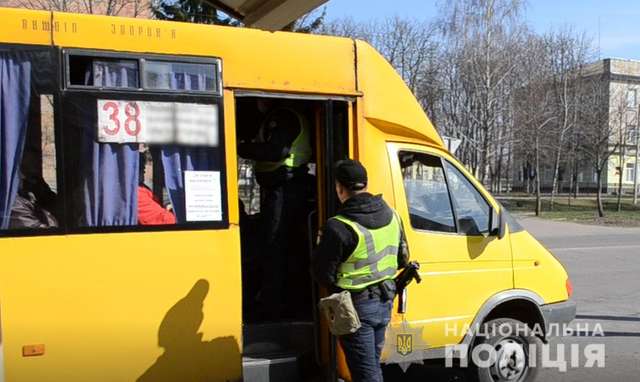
161, 70, 216, 223
161, 147, 216, 223
0, 53, 31, 229
87, 60, 138, 89
80, 61, 139, 226
170, 71, 206, 91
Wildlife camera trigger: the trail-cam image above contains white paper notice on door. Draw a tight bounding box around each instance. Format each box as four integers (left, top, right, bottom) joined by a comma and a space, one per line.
184, 170, 222, 222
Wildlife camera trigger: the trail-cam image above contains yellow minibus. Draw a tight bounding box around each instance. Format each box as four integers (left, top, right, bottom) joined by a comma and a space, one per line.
0, 7, 574, 382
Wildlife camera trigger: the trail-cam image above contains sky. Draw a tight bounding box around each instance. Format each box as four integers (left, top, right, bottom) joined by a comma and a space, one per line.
323, 0, 640, 60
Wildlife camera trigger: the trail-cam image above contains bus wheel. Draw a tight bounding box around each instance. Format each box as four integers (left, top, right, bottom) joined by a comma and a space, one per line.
468, 318, 543, 382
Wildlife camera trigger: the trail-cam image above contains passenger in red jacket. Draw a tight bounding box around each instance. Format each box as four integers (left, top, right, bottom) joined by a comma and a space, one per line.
138, 151, 176, 225
138, 185, 176, 225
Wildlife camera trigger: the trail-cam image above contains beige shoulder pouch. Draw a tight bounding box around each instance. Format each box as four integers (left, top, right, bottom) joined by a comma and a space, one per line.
318, 291, 361, 336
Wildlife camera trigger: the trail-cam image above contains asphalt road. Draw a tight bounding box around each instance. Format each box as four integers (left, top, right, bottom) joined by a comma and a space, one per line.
522, 217, 640, 382
386, 217, 640, 381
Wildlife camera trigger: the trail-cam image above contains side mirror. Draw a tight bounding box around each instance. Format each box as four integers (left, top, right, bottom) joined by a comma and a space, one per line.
459, 217, 481, 236
489, 207, 506, 239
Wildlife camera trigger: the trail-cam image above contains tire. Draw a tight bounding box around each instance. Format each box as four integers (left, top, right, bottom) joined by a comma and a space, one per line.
466, 318, 543, 382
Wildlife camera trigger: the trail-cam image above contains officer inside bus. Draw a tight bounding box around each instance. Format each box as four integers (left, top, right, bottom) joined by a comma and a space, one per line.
238, 98, 312, 320
312, 160, 409, 382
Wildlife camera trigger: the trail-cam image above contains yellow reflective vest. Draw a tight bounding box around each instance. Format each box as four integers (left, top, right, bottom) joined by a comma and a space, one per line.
333, 213, 401, 291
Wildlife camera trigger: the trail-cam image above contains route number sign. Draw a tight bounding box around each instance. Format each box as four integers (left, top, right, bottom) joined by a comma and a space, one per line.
97, 99, 218, 146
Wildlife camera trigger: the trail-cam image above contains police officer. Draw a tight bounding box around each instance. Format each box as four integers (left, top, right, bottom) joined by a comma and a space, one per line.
312, 159, 409, 382
238, 99, 312, 320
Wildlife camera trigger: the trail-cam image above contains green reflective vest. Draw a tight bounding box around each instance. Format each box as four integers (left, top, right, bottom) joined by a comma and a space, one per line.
334, 213, 401, 291
255, 109, 312, 173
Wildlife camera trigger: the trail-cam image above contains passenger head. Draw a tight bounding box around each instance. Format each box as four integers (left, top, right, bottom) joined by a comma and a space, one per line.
334, 159, 368, 203
139, 151, 150, 185
18, 148, 44, 196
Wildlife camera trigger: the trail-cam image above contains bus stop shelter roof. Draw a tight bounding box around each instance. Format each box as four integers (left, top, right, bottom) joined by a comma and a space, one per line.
207, 0, 328, 30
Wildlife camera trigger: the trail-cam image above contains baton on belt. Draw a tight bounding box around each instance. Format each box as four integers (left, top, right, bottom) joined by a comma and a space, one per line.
395, 261, 422, 314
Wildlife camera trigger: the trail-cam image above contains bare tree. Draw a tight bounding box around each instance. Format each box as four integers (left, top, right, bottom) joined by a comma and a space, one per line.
544, 28, 592, 209
514, 33, 555, 215
437, 0, 527, 187
578, 75, 619, 217
282, 7, 326, 33
320, 17, 373, 40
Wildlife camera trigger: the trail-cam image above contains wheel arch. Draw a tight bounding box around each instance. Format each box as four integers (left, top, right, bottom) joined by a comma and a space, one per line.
461, 289, 547, 347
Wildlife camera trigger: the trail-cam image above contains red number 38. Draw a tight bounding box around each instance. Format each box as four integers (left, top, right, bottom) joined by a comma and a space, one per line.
102, 101, 142, 137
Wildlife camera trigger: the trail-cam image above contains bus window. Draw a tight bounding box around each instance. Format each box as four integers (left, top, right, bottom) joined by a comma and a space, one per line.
399, 151, 457, 233
143, 60, 219, 93
62, 51, 227, 230
0, 49, 60, 233
443, 160, 491, 234
67, 54, 139, 89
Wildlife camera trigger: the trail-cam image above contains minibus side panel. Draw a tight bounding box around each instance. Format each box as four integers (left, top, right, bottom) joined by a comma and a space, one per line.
0, 8, 51, 46
0, 230, 243, 382
511, 231, 570, 304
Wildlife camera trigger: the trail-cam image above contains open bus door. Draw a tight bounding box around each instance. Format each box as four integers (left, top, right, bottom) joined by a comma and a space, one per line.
235, 93, 352, 382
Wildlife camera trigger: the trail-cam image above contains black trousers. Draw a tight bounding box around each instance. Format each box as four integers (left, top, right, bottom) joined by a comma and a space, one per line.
258, 176, 308, 319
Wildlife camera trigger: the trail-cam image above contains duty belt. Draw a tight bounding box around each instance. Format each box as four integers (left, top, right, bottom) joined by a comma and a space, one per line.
350, 280, 395, 302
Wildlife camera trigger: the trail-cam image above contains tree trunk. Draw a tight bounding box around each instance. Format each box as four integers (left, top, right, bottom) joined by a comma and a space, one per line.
480, 129, 490, 185
616, 163, 623, 212
596, 168, 605, 218
535, 137, 542, 216
550, 130, 566, 211
568, 151, 575, 207
617, 146, 626, 212
506, 143, 512, 193
635, 127, 640, 204
573, 158, 579, 199
497, 145, 505, 193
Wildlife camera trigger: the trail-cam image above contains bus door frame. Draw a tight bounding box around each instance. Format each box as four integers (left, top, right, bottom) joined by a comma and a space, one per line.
234, 91, 354, 381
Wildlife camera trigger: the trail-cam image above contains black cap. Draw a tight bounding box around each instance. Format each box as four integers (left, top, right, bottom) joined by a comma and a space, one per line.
334, 159, 368, 191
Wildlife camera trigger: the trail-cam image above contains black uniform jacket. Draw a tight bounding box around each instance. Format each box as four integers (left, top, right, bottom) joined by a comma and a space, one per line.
311, 192, 410, 290
237, 108, 300, 163
237, 108, 306, 187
